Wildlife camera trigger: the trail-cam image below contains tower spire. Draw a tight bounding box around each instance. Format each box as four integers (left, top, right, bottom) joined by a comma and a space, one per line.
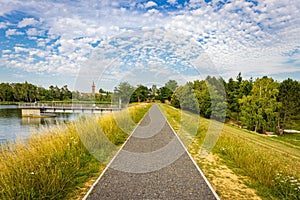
92, 81, 95, 95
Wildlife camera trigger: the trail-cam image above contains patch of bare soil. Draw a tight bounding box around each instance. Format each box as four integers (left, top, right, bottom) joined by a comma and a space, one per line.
194, 153, 262, 200
72, 166, 105, 200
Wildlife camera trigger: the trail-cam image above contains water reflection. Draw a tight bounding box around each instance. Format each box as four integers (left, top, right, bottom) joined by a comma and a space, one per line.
0, 105, 79, 142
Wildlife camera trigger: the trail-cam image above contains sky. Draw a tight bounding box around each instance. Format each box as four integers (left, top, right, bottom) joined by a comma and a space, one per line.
0, 0, 299, 92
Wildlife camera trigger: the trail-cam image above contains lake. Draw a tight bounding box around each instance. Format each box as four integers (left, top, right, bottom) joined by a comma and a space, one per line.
0, 105, 80, 143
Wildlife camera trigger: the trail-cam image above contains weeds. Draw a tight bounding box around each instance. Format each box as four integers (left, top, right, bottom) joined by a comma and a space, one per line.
273, 173, 300, 199
160, 104, 300, 200
0, 103, 151, 199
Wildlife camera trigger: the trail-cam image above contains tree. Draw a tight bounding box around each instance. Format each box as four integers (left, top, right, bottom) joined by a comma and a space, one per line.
165, 80, 178, 91
239, 77, 280, 132
99, 88, 106, 94
113, 82, 135, 106
158, 86, 172, 103
131, 85, 149, 102
191, 80, 212, 118
171, 83, 199, 113
225, 73, 253, 121
205, 76, 227, 121
149, 85, 158, 101
158, 80, 179, 103
278, 78, 300, 130
0, 83, 13, 101
37, 87, 48, 101
60, 85, 72, 100
12, 83, 26, 102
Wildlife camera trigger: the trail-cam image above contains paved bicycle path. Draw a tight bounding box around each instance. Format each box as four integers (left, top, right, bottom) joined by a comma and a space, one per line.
84, 105, 219, 200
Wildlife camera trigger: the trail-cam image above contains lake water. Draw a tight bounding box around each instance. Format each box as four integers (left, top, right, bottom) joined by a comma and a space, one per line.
0, 105, 80, 143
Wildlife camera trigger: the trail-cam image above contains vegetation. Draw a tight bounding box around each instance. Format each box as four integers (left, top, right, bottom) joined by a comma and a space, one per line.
160, 104, 300, 200
0, 104, 151, 199
0, 82, 112, 103
113, 73, 299, 133
112, 80, 178, 105
2, 73, 299, 132
239, 76, 280, 133
278, 78, 300, 130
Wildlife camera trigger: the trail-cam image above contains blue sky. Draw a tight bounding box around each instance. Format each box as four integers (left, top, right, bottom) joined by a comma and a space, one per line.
0, 0, 299, 92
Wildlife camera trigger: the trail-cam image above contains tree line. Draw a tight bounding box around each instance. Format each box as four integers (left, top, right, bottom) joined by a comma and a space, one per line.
0, 82, 73, 102
0, 82, 111, 103
1, 74, 299, 133
113, 73, 300, 133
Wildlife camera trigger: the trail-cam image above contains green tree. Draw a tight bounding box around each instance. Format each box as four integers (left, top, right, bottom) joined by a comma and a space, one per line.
278, 78, 300, 130
158, 80, 178, 103
99, 88, 106, 94
0, 83, 13, 101
149, 85, 158, 101
165, 80, 178, 91
239, 77, 280, 132
191, 80, 212, 118
131, 85, 149, 102
113, 82, 135, 106
36, 87, 48, 101
171, 83, 198, 113
61, 85, 72, 100
225, 73, 253, 121
205, 76, 227, 121
12, 83, 26, 102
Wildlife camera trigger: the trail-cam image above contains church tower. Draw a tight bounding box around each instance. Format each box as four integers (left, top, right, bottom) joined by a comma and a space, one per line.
92, 81, 95, 95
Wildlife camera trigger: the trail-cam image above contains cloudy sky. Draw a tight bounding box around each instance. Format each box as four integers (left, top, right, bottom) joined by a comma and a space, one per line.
0, 0, 299, 91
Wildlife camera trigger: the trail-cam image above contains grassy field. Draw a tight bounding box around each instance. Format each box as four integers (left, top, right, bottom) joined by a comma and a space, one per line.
272, 133, 300, 147
160, 104, 300, 200
0, 103, 151, 200
0, 101, 19, 105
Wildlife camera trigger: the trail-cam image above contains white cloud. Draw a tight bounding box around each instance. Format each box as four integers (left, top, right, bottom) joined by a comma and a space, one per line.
2, 50, 11, 54
14, 46, 30, 53
0, 22, 7, 29
17, 18, 39, 28
5, 29, 24, 37
144, 1, 158, 9
167, 0, 177, 5
0, 0, 299, 84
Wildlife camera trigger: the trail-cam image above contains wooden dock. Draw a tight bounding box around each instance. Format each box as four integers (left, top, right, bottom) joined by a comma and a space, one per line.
19, 103, 121, 116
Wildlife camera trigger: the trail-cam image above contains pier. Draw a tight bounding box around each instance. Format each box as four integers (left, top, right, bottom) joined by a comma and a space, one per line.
19, 103, 121, 117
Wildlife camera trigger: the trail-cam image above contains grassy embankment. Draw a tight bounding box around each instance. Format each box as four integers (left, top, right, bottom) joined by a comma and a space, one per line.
0, 103, 151, 200
0, 101, 19, 105
160, 104, 300, 200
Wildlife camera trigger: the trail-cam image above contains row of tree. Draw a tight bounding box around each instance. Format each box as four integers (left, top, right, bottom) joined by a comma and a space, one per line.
113, 74, 300, 133
0, 82, 71, 102
112, 80, 178, 104
0, 82, 113, 102
1, 74, 299, 132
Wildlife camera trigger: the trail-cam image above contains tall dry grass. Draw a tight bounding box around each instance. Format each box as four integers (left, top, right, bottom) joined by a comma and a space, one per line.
160, 104, 300, 200
0, 103, 151, 199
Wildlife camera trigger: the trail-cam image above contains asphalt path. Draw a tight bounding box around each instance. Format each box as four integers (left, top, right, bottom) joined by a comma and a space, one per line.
84, 105, 219, 200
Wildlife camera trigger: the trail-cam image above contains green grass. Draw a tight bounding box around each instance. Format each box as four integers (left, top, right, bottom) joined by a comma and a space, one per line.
0, 103, 151, 200
160, 104, 300, 200
272, 133, 300, 147
0, 101, 19, 105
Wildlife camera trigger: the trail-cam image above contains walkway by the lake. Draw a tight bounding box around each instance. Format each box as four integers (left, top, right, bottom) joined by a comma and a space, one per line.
84, 105, 219, 200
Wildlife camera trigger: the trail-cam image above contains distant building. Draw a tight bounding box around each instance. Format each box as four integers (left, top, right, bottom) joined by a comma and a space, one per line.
92, 81, 95, 95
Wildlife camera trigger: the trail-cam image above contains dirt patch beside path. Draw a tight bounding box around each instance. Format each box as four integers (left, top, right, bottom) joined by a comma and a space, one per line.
193, 153, 262, 200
